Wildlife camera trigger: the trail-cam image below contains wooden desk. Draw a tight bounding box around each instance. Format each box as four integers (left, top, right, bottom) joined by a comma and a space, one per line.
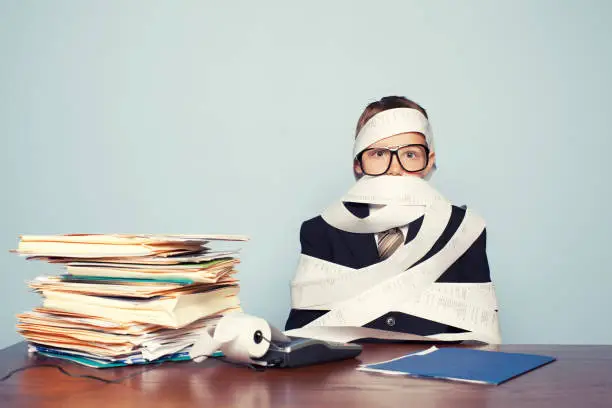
0, 342, 610, 407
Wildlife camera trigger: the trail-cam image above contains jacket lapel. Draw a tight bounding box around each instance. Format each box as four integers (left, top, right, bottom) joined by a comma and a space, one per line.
341, 202, 380, 268
405, 215, 424, 244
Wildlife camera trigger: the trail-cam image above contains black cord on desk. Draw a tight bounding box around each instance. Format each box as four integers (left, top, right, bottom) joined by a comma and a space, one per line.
0, 362, 163, 384
0, 353, 265, 384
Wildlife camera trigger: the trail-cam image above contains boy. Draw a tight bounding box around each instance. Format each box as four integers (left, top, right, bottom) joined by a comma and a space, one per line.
285, 96, 499, 343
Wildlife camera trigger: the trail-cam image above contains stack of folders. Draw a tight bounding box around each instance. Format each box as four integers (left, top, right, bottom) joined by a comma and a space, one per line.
12, 234, 248, 368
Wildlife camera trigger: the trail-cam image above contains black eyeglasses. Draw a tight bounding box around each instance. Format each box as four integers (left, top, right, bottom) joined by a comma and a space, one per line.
357, 144, 430, 176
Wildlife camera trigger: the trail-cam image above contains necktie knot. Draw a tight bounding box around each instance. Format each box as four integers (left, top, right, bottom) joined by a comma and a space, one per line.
377, 227, 404, 260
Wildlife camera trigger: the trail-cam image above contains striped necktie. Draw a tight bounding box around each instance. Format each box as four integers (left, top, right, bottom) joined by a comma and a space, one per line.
377, 227, 404, 260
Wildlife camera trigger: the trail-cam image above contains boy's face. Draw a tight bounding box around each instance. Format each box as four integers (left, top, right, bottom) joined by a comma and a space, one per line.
354, 132, 436, 178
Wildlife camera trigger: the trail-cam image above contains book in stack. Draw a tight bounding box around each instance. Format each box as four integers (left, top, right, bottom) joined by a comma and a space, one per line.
12, 233, 248, 368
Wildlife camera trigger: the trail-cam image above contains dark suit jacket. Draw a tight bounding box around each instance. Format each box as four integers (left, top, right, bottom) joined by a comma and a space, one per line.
285, 203, 492, 337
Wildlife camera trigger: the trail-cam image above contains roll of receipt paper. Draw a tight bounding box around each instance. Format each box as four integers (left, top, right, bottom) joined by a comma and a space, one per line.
189, 313, 289, 365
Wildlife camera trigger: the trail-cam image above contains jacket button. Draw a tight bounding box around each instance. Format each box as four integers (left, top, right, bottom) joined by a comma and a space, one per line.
386, 316, 396, 327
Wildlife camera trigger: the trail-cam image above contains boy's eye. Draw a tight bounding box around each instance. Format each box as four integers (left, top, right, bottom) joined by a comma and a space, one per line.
400, 146, 425, 160
403, 151, 420, 159
367, 149, 388, 158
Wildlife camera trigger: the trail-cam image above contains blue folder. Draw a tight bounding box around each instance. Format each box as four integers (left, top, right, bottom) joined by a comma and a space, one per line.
359, 346, 556, 385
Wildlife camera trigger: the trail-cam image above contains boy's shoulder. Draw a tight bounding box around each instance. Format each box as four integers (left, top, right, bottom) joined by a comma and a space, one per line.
450, 204, 488, 230
301, 202, 369, 231
300, 214, 328, 235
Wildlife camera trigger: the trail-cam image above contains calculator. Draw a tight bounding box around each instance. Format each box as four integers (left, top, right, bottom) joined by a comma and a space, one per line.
255, 337, 363, 368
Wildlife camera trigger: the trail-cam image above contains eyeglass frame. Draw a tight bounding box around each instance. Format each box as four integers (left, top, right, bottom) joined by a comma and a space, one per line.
356, 143, 431, 176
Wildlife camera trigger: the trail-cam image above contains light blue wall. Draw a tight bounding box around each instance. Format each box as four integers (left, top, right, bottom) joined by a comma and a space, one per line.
1, 0, 611, 348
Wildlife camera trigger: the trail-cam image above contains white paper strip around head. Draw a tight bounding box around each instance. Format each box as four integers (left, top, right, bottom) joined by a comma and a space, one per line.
353, 108, 434, 158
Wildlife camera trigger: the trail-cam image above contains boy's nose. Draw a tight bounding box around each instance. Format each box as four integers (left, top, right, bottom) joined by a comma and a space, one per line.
386, 155, 403, 176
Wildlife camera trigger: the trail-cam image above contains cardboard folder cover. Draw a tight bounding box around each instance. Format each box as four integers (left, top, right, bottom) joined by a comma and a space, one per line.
358, 346, 556, 385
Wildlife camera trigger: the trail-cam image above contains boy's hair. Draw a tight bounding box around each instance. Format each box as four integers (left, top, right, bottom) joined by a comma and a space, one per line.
355, 96, 428, 137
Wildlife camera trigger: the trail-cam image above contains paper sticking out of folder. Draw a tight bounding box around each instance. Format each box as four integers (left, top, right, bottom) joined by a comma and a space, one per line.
14, 233, 248, 258
12, 233, 248, 368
